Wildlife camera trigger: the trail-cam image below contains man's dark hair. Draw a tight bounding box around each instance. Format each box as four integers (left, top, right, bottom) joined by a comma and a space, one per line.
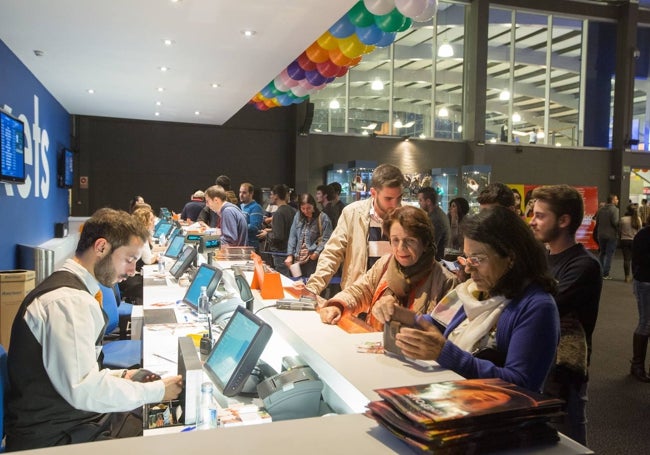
531, 184, 584, 236
370, 164, 405, 190
271, 184, 289, 201
316, 184, 329, 197
417, 186, 438, 205
607, 194, 617, 204
476, 182, 515, 208
215, 175, 232, 191
330, 182, 342, 196
76, 208, 149, 255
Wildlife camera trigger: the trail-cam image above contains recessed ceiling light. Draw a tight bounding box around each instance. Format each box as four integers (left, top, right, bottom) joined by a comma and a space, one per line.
87, 89, 94, 94
156, 101, 162, 106
194, 111, 200, 116
211, 83, 220, 89
163, 39, 174, 46
241, 30, 256, 38
159, 66, 169, 72
157, 87, 164, 92
154, 112, 160, 116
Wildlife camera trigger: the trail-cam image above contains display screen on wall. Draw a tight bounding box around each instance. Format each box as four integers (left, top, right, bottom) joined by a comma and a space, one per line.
58, 148, 75, 189
0, 110, 26, 183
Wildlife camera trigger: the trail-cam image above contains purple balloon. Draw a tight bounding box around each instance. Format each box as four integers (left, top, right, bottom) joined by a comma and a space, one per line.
305, 69, 327, 87
286, 61, 306, 81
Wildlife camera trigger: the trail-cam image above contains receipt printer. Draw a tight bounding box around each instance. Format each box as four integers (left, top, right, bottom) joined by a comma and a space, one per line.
256, 366, 323, 421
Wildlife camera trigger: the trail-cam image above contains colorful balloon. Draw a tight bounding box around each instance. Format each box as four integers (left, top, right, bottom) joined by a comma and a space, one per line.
305, 42, 330, 63
278, 68, 300, 88
317, 31, 340, 51
305, 69, 328, 87
287, 61, 306, 81
363, 0, 396, 15
375, 8, 409, 33
317, 59, 342, 78
375, 30, 397, 47
395, 0, 428, 19
329, 15, 355, 38
296, 51, 318, 71
347, 1, 375, 27
329, 47, 354, 67
413, 0, 437, 22
356, 23, 384, 46
338, 34, 366, 59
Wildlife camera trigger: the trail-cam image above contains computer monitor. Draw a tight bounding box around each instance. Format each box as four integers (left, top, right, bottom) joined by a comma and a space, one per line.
169, 244, 197, 279
182, 264, 223, 310
203, 306, 273, 397
153, 219, 174, 240
163, 233, 186, 259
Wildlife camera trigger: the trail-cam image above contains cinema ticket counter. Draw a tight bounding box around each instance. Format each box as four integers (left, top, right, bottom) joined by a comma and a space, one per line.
17, 261, 592, 454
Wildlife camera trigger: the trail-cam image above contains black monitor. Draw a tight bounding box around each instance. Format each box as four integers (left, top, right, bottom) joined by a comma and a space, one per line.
57, 148, 74, 189
163, 233, 186, 259
0, 110, 26, 184
169, 244, 197, 279
153, 219, 174, 240
182, 264, 223, 310
203, 306, 273, 397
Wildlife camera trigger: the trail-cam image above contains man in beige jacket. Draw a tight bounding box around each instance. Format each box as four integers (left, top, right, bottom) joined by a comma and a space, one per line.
306, 163, 405, 295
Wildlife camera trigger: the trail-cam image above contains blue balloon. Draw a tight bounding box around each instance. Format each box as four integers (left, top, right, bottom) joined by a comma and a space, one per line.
277, 93, 294, 106
356, 23, 384, 46
260, 83, 274, 99
329, 15, 355, 38
375, 31, 397, 47
305, 69, 327, 87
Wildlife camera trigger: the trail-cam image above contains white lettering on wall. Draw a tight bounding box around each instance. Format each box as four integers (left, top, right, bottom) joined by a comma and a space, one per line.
3, 95, 51, 199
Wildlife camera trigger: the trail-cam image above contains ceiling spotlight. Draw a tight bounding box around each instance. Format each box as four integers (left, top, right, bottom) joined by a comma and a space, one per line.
163, 39, 174, 46
362, 130, 369, 136
241, 30, 257, 38
361, 123, 377, 130
419, 133, 426, 139
157, 87, 165, 92
437, 42, 454, 58
211, 83, 220, 88
194, 111, 200, 116
438, 107, 449, 118
156, 101, 162, 106
154, 112, 160, 116
86, 89, 94, 94
499, 90, 510, 101
371, 79, 384, 91
329, 99, 340, 109
402, 121, 415, 128
159, 66, 169, 72
536, 130, 545, 139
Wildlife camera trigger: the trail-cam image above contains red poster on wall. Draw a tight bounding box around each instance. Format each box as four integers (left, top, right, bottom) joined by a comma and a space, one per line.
508, 184, 599, 251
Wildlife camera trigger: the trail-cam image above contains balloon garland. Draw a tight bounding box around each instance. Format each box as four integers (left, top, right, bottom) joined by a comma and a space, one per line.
250, 0, 438, 110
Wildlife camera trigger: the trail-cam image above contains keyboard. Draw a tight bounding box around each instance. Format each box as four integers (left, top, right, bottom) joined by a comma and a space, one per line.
143, 308, 178, 324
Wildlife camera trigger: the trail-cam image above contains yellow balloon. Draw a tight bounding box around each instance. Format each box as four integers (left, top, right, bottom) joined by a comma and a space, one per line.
317, 31, 339, 51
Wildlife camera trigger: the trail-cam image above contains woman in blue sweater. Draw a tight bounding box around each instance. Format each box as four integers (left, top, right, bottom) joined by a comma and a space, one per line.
394, 206, 560, 392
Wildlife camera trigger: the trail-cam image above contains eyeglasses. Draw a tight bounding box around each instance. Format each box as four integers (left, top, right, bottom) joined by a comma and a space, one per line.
389, 237, 420, 249
457, 254, 489, 268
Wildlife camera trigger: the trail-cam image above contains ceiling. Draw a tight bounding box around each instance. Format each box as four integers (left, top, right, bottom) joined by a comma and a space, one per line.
0, 0, 357, 125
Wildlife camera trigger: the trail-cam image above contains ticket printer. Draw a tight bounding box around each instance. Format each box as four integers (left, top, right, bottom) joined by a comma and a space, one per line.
256, 366, 323, 421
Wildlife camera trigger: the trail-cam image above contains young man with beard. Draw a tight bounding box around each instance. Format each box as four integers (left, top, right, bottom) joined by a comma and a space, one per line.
5, 208, 183, 451
529, 185, 602, 446
305, 163, 405, 296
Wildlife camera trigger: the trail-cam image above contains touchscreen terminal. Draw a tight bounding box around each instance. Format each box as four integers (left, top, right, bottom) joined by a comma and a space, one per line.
169, 244, 197, 279
203, 306, 272, 397
163, 233, 186, 259
153, 219, 174, 239
182, 264, 223, 309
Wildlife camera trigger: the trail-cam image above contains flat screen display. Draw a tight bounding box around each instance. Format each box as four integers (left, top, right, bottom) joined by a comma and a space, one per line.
203, 306, 272, 397
0, 110, 26, 183
163, 233, 186, 259
57, 148, 74, 188
153, 219, 174, 239
182, 264, 222, 309
169, 244, 197, 279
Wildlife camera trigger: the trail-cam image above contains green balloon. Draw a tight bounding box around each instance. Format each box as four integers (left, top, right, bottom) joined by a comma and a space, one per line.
396, 17, 412, 33
375, 8, 408, 33
347, 1, 375, 27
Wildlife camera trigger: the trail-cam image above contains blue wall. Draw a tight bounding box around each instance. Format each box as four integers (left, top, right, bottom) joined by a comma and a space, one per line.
0, 40, 71, 270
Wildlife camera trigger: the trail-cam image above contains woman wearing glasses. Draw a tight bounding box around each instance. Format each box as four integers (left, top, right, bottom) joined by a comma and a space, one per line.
319, 205, 456, 331
393, 207, 560, 392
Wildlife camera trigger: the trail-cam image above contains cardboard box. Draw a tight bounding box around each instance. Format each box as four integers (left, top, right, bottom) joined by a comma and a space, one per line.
0, 270, 35, 349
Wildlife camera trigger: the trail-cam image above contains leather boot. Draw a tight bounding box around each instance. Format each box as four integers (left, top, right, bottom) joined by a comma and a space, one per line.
630, 333, 650, 382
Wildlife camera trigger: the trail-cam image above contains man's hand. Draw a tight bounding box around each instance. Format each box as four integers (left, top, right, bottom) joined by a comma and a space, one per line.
320, 306, 342, 325
161, 375, 183, 401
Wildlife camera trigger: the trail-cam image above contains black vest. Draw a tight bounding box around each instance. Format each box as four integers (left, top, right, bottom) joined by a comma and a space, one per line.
5, 271, 109, 450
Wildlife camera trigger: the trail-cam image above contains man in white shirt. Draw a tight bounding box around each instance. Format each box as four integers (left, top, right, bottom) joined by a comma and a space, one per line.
6, 208, 183, 451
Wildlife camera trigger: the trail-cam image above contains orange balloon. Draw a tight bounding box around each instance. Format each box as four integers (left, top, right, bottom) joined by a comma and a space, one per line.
317, 31, 339, 51
349, 56, 362, 67
305, 42, 330, 63
329, 47, 354, 67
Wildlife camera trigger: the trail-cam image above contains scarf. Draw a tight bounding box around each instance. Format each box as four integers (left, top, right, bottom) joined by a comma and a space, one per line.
446, 280, 510, 352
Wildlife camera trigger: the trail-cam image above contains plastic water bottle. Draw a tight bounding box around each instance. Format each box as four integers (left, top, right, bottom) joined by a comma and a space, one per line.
196, 382, 218, 430
198, 286, 209, 321
157, 257, 165, 274
159, 233, 167, 247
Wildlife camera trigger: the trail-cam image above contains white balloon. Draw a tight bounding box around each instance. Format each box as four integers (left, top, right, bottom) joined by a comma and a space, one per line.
413, 0, 437, 23
274, 74, 289, 92
395, 0, 427, 19
363, 0, 395, 16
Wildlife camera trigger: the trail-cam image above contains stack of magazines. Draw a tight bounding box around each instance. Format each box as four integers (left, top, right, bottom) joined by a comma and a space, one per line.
366, 378, 564, 454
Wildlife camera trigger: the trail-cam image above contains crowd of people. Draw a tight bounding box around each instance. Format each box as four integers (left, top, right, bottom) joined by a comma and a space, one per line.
12, 164, 650, 452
